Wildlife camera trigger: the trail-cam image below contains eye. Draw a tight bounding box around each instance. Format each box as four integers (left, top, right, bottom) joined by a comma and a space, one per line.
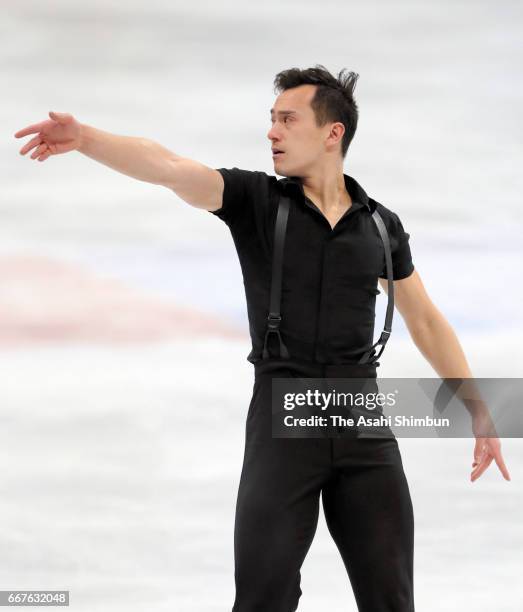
269, 116, 292, 125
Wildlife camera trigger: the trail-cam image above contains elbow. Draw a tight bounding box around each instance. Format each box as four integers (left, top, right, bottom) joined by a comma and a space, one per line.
407, 308, 447, 342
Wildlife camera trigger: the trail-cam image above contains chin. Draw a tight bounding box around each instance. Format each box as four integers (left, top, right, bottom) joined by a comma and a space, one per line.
274, 158, 290, 170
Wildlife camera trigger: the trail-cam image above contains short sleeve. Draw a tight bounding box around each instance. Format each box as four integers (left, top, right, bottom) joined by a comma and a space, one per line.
378, 211, 415, 280
208, 167, 258, 228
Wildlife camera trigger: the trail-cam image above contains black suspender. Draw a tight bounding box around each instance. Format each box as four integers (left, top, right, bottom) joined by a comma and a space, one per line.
262, 193, 395, 366
357, 209, 394, 365
262, 195, 291, 360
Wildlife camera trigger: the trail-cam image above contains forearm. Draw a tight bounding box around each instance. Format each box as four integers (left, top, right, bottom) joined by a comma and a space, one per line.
77, 124, 179, 186
411, 314, 496, 423
410, 311, 474, 379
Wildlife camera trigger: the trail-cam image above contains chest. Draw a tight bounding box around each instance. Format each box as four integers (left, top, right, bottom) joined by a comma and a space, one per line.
281, 208, 385, 290
323, 208, 350, 231
303, 195, 352, 231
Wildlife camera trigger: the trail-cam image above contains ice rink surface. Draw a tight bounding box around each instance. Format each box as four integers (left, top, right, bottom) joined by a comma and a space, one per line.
2, 0, 523, 609
1, 340, 523, 611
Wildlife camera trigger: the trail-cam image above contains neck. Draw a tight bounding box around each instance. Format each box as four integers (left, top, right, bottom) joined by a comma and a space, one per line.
300, 164, 351, 212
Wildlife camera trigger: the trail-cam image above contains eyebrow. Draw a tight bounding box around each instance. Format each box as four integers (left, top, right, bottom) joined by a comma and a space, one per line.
269, 109, 298, 117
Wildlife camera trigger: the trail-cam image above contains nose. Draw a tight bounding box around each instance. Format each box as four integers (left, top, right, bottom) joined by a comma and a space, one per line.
267, 124, 281, 141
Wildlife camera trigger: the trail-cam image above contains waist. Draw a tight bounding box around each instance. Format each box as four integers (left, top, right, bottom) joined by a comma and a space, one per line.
254, 357, 377, 379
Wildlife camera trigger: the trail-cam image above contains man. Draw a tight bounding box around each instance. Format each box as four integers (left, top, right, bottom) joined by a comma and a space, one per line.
15, 64, 510, 612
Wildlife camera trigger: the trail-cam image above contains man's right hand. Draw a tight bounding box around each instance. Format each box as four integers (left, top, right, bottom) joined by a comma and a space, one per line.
14, 111, 82, 162
14, 113, 225, 213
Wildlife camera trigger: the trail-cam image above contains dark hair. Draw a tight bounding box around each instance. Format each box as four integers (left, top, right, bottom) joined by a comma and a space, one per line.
273, 64, 359, 158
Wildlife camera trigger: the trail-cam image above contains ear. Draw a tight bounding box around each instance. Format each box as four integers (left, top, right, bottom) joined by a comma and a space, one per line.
326, 121, 345, 150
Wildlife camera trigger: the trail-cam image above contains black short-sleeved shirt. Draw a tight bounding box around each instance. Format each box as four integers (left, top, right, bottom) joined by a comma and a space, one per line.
209, 167, 415, 365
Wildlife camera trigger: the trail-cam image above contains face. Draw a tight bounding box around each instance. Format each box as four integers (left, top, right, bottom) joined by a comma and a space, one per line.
267, 84, 344, 176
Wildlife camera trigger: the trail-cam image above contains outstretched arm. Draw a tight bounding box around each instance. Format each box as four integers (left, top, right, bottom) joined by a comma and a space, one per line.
379, 271, 511, 483
14, 111, 225, 212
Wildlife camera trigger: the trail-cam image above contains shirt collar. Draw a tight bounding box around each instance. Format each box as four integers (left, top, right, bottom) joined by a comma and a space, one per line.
277, 173, 374, 213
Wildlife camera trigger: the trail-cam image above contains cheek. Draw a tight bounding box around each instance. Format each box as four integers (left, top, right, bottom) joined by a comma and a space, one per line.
307, 132, 325, 151
295, 133, 319, 154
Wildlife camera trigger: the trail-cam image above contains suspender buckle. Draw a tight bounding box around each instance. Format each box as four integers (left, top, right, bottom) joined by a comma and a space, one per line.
378, 330, 391, 344
267, 313, 282, 330
262, 327, 290, 359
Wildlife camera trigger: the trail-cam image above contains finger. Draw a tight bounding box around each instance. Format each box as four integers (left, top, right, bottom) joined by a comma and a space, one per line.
492, 449, 511, 481
472, 451, 486, 466
471, 456, 492, 482
30, 143, 48, 160
472, 439, 487, 465
471, 455, 493, 482
37, 151, 51, 162
49, 111, 71, 123
19, 135, 42, 156
471, 452, 487, 474
14, 121, 47, 138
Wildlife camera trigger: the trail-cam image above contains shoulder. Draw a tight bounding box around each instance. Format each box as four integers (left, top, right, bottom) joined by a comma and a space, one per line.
370, 197, 402, 223
213, 167, 276, 202
215, 167, 274, 188
370, 198, 415, 279
210, 167, 278, 227
369, 197, 411, 234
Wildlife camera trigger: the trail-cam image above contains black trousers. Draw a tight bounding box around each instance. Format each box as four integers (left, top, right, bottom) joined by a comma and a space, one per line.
232, 359, 415, 612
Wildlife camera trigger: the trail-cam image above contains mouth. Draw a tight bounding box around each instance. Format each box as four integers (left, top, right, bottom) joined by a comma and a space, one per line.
272, 150, 285, 159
